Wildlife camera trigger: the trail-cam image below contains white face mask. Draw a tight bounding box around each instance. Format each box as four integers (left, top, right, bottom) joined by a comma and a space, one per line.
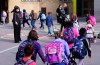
16, 9, 19, 12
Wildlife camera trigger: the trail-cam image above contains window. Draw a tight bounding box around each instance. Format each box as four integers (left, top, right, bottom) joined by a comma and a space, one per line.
21, 0, 41, 2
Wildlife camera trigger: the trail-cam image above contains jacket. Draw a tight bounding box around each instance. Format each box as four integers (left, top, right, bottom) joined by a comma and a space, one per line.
46, 15, 53, 27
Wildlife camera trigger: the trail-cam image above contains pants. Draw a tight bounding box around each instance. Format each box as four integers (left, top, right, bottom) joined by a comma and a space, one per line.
23, 19, 30, 27
57, 16, 62, 24
50, 62, 66, 65
13, 22, 21, 43
48, 27, 51, 34
1, 17, 6, 24
40, 20, 45, 29
78, 59, 84, 65
31, 19, 36, 28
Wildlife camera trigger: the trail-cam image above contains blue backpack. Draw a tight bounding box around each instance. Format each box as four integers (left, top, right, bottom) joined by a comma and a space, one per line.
41, 13, 46, 20
72, 37, 87, 59
63, 28, 75, 44
16, 40, 33, 62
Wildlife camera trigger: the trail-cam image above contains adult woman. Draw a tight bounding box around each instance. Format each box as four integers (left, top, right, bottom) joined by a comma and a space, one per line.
12, 6, 22, 43
56, 4, 63, 24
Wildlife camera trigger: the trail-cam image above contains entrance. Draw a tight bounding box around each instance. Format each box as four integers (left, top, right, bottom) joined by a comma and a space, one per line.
0, 0, 9, 23
77, 0, 94, 17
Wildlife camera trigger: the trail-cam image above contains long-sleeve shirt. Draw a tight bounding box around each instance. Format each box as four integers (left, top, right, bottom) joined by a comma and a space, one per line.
46, 15, 53, 27
30, 41, 46, 62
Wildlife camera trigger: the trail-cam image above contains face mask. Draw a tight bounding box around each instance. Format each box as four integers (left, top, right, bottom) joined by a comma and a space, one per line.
16, 9, 19, 12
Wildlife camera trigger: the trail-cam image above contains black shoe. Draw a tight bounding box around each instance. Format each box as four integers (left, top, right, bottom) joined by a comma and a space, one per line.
19, 39, 22, 41
15, 41, 19, 43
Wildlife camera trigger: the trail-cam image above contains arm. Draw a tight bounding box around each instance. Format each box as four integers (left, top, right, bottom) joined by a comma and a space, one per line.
37, 13, 41, 20
64, 41, 70, 57
36, 42, 46, 63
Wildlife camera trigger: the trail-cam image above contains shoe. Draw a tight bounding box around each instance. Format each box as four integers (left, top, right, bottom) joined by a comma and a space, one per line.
15, 41, 19, 43
19, 39, 22, 41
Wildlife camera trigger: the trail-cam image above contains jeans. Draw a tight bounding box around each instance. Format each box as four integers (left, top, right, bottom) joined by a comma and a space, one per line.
48, 27, 51, 34
40, 20, 45, 29
31, 19, 36, 28
50, 62, 66, 65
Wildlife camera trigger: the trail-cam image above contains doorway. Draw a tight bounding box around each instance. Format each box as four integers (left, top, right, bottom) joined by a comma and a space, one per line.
0, 0, 9, 23
41, 7, 46, 15
77, 0, 94, 17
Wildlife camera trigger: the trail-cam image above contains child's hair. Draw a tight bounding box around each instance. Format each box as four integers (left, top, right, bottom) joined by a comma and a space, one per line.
79, 28, 87, 36
65, 21, 73, 28
27, 30, 39, 41
24, 44, 34, 57
87, 20, 91, 24
48, 12, 52, 15
55, 32, 61, 39
72, 14, 77, 20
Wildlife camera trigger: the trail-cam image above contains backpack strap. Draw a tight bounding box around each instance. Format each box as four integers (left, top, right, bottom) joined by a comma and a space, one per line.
25, 59, 33, 65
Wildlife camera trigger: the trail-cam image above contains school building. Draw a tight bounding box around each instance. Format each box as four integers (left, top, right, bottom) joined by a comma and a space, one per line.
0, 0, 100, 23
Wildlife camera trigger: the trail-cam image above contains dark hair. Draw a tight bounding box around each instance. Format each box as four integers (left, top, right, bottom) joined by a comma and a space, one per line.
48, 12, 51, 15
23, 9, 26, 12
12, 5, 20, 13
24, 44, 34, 56
58, 4, 62, 8
27, 30, 39, 41
64, 21, 73, 28
79, 28, 87, 36
55, 32, 60, 39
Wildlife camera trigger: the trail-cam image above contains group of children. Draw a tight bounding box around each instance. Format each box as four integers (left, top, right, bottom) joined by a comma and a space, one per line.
15, 20, 95, 65
14, 7, 97, 65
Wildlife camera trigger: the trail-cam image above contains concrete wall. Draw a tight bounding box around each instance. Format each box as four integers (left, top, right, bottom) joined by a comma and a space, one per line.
94, 0, 100, 21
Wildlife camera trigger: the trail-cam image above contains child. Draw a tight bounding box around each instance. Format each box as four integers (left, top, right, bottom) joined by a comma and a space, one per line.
46, 32, 70, 65
30, 10, 37, 29
15, 44, 36, 65
23, 44, 36, 65
72, 14, 79, 32
77, 28, 91, 65
46, 12, 53, 35
85, 20, 94, 48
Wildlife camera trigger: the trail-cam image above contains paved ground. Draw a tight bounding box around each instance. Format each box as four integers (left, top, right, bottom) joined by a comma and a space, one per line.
0, 20, 100, 65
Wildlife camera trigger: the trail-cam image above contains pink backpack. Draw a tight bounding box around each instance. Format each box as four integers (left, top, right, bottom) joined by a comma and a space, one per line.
45, 41, 64, 64
89, 16, 96, 26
